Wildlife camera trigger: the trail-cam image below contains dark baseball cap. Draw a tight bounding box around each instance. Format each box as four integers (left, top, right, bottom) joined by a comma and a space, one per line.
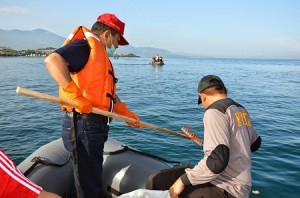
198, 75, 225, 104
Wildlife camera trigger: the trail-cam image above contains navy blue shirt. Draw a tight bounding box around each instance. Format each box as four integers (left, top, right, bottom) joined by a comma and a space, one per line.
55, 39, 90, 73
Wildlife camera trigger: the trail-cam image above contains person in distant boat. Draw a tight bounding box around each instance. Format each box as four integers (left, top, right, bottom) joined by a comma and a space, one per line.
168, 75, 262, 198
44, 13, 142, 198
0, 149, 61, 198
159, 56, 163, 62
155, 54, 159, 62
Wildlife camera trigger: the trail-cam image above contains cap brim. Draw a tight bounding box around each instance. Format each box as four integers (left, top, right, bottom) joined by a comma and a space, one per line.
198, 96, 202, 105
119, 35, 129, 45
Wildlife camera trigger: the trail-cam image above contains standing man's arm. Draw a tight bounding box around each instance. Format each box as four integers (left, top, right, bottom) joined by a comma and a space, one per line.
44, 39, 90, 89
44, 52, 92, 113
44, 52, 72, 89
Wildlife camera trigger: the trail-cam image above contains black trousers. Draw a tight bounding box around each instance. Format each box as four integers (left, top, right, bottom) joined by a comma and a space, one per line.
146, 166, 235, 198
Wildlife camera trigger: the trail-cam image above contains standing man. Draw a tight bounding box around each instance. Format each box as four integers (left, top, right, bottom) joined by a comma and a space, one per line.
44, 13, 142, 197
169, 75, 261, 198
0, 149, 61, 198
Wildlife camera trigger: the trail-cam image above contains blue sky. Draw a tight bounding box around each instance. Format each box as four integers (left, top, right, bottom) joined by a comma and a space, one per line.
0, 0, 299, 59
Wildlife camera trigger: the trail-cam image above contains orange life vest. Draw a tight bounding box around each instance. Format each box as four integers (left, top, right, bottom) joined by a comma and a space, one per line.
59, 26, 117, 111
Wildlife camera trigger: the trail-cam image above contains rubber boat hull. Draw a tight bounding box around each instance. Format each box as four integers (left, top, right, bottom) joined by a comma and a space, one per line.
151, 61, 165, 65
18, 138, 172, 198
151, 61, 164, 65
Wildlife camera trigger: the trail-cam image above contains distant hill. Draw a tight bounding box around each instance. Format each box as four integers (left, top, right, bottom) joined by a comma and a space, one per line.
115, 45, 178, 58
0, 29, 65, 50
0, 28, 182, 57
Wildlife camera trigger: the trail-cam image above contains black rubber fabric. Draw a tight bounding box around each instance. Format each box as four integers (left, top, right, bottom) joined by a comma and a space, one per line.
146, 165, 191, 190
206, 144, 229, 174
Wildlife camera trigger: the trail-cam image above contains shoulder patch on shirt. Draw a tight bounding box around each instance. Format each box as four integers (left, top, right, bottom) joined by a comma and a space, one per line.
206, 144, 230, 174
207, 98, 244, 114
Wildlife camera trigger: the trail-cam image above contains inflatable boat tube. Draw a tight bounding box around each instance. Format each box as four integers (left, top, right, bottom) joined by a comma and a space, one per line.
18, 138, 173, 197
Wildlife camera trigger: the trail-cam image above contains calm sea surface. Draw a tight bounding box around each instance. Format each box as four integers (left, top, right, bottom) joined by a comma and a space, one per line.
0, 57, 299, 197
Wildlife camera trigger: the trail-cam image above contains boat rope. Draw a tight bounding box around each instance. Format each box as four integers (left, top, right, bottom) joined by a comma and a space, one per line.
23, 154, 71, 177
104, 145, 181, 165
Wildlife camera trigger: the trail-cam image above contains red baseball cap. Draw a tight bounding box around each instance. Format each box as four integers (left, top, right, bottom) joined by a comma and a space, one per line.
97, 13, 129, 45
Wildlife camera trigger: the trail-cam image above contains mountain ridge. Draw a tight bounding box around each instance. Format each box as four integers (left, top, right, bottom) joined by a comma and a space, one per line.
0, 29, 65, 51
0, 28, 183, 58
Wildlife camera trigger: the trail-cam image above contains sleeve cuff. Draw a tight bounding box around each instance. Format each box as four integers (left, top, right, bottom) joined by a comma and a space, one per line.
180, 173, 191, 186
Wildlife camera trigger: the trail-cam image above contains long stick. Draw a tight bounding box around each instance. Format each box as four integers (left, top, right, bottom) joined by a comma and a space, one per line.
16, 87, 203, 145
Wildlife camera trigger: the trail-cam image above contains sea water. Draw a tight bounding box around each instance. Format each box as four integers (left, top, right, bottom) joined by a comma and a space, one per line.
0, 57, 299, 197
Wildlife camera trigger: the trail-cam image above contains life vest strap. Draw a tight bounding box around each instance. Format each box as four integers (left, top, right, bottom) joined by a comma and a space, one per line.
106, 93, 116, 103
108, 70, 118, 83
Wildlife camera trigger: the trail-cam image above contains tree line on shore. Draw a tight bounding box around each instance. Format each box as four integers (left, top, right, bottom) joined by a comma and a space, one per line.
0, 47, 140, 58
0, 47, 55, 57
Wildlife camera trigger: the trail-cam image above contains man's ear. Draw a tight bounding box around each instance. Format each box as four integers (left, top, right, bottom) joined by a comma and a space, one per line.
200, 93, 206, 103
104, 30, 111, 38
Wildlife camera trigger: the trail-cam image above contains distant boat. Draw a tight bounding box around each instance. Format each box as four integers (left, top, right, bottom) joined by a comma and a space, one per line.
151, 60, 165, 66
151, 55, 164, 65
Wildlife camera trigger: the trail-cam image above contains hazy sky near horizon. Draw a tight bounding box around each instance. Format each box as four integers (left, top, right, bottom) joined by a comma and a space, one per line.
0, 0, 299, 59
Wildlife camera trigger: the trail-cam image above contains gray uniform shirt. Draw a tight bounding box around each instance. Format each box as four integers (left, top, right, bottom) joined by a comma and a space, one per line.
182, 98, 261, 198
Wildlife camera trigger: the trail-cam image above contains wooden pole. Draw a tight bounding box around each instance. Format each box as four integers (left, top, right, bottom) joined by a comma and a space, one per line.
16, 87, 202, 146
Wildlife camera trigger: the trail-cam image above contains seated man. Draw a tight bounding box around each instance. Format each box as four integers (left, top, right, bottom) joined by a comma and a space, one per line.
147, 75, 261, 198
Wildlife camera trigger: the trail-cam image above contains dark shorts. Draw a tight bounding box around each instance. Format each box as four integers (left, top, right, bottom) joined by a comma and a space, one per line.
146, 166, 235, 198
